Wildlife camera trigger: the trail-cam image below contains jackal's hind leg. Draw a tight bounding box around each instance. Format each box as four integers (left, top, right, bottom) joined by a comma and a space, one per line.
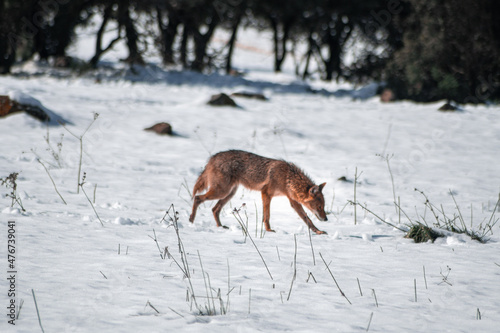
212, 186, 238, 228
189, 184, 235, 227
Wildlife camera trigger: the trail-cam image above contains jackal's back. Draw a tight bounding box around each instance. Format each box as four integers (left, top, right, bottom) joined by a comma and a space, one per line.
205, 150, 314, 195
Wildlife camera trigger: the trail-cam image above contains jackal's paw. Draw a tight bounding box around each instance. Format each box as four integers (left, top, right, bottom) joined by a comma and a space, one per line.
222, 225, 229, 229
266, 229, 276, 233
315, 230, 327, 235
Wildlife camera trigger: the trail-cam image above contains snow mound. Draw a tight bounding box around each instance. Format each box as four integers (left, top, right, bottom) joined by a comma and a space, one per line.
112, 217, 141, 225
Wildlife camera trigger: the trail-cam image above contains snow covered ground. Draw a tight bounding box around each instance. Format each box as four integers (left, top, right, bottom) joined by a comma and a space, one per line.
1, 27, 500, 333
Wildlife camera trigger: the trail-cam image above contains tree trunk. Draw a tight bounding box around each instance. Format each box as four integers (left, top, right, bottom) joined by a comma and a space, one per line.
0, 0, 14, 73
90, 5, 121, 68
270, 18, 280, 72
31, 2, 50, 60
191, 15, 219, 72
51, 2, 86, 58
0, 37, 15, 74
270, 17, 292, 72
118, 0, 144, 65
180, 24, 190, 67
225, 5, 244, 74
157, 6, 180, 65
324, 29, 342, 82
302, 29, 316, 80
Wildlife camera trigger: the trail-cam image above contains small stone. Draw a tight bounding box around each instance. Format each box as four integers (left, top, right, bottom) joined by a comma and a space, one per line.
208, 93, 237, 107
144, 122, 173, 135
438, 102, 457, 111
380, 88, 396, 102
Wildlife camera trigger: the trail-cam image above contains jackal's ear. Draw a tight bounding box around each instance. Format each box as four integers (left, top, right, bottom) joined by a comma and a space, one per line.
310, 182, 327, 196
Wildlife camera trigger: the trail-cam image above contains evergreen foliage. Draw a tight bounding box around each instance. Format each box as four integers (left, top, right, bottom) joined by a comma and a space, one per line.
0, 0, 498, 102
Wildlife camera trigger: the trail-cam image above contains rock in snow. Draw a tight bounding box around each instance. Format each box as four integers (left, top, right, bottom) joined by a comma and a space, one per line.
0, 90, 70, 125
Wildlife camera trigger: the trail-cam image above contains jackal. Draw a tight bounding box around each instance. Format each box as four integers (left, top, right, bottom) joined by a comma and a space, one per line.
189, 150, 328, 234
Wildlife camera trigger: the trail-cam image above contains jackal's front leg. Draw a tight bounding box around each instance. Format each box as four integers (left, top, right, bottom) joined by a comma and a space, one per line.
288, 198, 327, 234
261, 191, 275, 233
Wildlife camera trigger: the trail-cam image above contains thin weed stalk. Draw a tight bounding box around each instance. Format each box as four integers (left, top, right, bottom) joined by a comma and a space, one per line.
349, 200, 406, 232
37, 159, 67, 205
16, 299, 24, 320
319, 252, 351, 305
366, 312, 374, 331
198, 251, 216, 315
248, 288, 252, 314
485, 195, 500, 234
193, 127, 217, 155
329, 188, 336, 214
233, 207, 273, 280
414, 279, 417, 302
226, 259, 231, 314
149, 229, 165, 259
423, 266, 428, 289
372, 289, 378, 307
287, 234, 298, 301
449, 190, 468, 231
44, 125, 64, 168
307, 271, 317, 283
145, 301, 160, 314
308, 226, 316, 265
60, 112, 99, 194
31, 289, 45, 333
354, 167, 361, 224
382, 154, 397, 215
162, 205, 203, 314
79, 173, 104, 226
177, 178, 192, 206
169, 307, 185, 318
273, 125, 288, 158
357, 278, 363, 296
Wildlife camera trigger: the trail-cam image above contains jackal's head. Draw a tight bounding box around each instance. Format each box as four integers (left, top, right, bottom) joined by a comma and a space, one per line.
304, 182, 328, 221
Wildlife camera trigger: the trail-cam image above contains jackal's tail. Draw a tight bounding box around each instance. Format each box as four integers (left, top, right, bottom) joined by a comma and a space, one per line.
191, 169, 208, 199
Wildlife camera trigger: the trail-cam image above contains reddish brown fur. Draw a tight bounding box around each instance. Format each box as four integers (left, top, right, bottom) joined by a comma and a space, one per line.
189, 150, 328, 234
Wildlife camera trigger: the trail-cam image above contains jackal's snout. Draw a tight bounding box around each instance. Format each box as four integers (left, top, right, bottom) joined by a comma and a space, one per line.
316, 212, 328, 222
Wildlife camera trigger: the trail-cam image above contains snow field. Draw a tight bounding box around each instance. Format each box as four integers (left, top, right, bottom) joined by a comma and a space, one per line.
1, 28, 500, 332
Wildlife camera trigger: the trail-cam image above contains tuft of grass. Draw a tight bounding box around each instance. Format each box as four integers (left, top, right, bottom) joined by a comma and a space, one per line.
351, 183, 499, 243
44, 126, 64, 168
162, 204, 230, 316
0, 172, 25, 211
405, 224, 443, 243
415, 188, 499, 243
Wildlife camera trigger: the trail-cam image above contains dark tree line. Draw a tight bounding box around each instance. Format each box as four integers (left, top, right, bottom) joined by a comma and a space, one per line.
1, 0, 499, 102
385, 0, 500, 103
